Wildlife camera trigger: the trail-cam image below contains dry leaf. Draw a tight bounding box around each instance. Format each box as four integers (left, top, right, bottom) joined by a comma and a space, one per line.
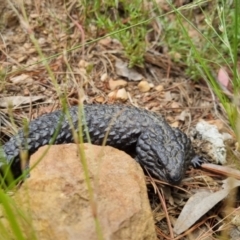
201, 163, 240, 180
171, 121, 179, 128
95, 96, 105, 103
217, 67, 230, 88
0, 96, 45, 108
217, 67, 232, 97
98, 37, 112, 46
10, 74, 33, 84
177, 110, 189, 122
164, 91, 172, 101
115, 59, 143, 81
174, 178, 240, 234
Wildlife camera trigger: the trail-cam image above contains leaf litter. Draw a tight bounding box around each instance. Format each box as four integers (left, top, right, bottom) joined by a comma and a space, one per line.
0, 0, 239, 239
174, 177, 240, 235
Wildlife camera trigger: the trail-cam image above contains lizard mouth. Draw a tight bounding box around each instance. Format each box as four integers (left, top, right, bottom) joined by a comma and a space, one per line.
143, 166, 169, 183
168, 174, 182, 185
144, 165, 184, 185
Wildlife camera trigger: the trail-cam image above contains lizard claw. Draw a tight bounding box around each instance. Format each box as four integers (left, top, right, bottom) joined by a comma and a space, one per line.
191, 155, 205, 168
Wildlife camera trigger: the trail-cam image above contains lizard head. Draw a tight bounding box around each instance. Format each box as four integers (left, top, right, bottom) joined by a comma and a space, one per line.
136, 125, 193, 185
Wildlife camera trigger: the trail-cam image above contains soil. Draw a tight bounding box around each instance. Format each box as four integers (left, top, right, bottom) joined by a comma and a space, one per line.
0, 1, 239, 239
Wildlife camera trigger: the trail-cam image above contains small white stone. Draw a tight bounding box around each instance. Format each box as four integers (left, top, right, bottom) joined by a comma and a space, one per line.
116, 88, 128, 101
138, 81, 151, 93
108, 88, 128, 101
155, 85, 164, 92
38, 38, 46, 45
101, 73, 108, 81
78, 60, 90, 68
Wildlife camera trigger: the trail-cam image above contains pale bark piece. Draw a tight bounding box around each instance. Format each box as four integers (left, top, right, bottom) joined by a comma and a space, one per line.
14, 144, 156, 240
195, 120, 230, 164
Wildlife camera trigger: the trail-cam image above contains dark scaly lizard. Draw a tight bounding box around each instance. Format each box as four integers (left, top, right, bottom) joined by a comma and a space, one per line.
0, 104, 201, 184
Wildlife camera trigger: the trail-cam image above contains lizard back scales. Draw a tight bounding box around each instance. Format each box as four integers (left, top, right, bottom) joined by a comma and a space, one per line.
1, 104, 197, 184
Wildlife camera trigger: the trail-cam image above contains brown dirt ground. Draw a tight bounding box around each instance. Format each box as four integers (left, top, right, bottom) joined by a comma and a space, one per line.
0, 0, 239, 239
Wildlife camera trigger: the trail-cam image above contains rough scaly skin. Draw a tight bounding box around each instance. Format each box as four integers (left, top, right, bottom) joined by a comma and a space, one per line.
1, 104, 196, 184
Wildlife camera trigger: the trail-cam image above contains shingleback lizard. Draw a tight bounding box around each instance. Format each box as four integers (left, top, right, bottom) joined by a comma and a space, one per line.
0, 104, 201, 184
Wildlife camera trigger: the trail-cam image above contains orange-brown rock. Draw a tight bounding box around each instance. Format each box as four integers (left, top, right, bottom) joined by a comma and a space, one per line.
13, 144, 156, 240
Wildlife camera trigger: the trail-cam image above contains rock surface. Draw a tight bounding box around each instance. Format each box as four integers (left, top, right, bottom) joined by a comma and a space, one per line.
12, 144, 156, 240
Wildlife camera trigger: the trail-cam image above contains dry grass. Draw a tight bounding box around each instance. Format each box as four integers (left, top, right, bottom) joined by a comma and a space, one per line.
0, 0, 239, 239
